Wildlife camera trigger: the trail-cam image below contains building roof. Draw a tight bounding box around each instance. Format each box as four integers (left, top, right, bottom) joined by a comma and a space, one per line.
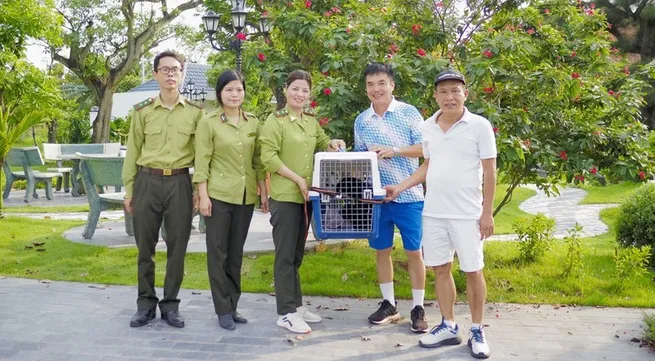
128, 63, 213, 93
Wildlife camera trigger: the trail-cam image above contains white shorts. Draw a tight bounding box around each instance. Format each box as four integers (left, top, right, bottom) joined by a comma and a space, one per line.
422, 217, 484, 272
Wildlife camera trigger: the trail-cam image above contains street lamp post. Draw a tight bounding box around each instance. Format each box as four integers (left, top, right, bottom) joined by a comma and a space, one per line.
181, 80, 208, 102
202, 0, 271, 73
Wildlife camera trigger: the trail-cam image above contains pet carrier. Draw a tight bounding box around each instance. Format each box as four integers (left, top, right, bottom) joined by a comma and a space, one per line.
308, 151, 385, 239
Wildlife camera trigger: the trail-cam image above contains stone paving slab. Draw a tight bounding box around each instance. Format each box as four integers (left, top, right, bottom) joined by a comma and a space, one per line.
3, 188, 89, 207
0, 277, 652, 361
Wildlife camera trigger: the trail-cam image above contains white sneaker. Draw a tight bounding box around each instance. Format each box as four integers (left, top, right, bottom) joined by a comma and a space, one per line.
468, 325, 490, 359
277, 312, 311, 334
418, 318, 463, 348
297, 306, 322, 323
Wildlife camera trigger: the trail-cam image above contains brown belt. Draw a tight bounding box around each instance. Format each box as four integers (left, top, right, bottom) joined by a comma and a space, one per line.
140, 166, 189, 176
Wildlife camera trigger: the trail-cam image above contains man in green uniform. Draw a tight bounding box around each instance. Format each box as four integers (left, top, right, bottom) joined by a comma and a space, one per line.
122, 50, 204, 328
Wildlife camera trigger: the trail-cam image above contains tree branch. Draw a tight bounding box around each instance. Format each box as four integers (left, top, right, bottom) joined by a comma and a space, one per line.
634, 0, 652, 18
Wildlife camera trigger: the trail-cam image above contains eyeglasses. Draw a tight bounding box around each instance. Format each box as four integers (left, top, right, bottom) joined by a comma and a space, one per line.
157, 67, 182, 75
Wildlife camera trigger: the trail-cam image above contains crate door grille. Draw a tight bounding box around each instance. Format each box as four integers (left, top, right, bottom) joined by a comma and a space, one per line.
318, 159, 374, 233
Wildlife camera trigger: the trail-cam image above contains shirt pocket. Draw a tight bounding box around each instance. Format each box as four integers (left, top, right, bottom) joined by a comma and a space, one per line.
143, 126, 163, 150
177, 125, 196, 149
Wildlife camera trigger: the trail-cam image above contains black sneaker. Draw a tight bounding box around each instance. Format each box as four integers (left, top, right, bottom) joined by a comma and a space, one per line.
410, 305, 428, 333
368, 299, 401, 324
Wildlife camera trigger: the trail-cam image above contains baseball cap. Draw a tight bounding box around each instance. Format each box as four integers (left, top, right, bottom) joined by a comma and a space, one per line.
434, 69, 466, 86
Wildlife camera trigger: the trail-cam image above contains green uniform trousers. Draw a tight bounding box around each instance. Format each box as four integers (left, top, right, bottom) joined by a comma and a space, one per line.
269, 199, 313, 315
204, 197, 254, 315
132, 171, 193, 313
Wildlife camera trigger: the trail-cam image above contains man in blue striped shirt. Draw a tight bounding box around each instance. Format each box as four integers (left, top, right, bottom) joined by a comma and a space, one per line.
353, 63, 427, 333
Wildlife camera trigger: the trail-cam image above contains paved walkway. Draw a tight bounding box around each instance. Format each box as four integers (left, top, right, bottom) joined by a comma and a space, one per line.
0, 277, 652, 361
6, 186, 619, 251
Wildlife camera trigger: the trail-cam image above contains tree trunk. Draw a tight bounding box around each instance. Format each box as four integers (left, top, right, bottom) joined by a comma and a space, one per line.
0, 162, 5, 219
47, 119, 57, 143
638, 18, 655, 59
91, 89, 114, 143
274, 85, 286, 110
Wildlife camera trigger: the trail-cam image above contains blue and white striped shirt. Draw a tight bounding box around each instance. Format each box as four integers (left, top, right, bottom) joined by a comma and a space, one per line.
354, 98, 424, 203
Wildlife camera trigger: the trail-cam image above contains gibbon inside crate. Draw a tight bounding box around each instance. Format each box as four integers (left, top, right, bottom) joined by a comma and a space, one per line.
321, 175, 374, 232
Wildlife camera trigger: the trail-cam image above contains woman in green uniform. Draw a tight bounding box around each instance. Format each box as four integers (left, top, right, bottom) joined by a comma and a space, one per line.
194, 70, 268, 331
260, 70, 346, 334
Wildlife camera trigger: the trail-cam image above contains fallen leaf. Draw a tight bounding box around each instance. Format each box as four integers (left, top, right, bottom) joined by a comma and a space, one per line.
615, 335, 620, 339
423, 302, 434, 307
269, 292, 276, 296
284, 338, 297, 346
24, 246, 33, 250
269, 282, 275, 288
510, 353, 519, 356
305, 301, 312, 306
248, 254, 258, 260
361, 336, 371, 341
43, 216, 51, 219
80, 273, 89, 277
324, 316, 333, 320
314, 242, 328, 253
334, 306, 349, 311
341, 273, 348, 282
295, 335, 304, 340
35, 249, 46, 252
33, 242, 45, 246
191, 291, 202, 295
567, 332, 573, 335
630, 337, 641, 343
39, 279, 52, 284
395, 343, 403, 347
88, 285, 106, 290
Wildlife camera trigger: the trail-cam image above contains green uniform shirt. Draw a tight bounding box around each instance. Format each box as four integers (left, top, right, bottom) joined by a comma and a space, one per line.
122, 95, 204, 198
259, 106, 331, 204
193, 107, 266, 205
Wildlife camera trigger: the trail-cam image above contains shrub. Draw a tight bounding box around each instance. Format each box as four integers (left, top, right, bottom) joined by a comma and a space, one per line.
616, 184, 655, 266
614, 245, 652, 282
644, 313, 655, 349
562, 223, 584, 278
513, 213, 555, 263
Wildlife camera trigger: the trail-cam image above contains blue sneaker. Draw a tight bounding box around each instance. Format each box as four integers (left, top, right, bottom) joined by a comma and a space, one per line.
468, 325, 490, 358
418, 318, 462, 348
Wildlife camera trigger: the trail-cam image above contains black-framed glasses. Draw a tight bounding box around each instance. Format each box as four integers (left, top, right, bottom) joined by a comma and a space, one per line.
157, 67, 182, 75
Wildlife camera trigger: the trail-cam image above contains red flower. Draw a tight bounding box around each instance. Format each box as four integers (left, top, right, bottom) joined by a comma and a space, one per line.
639, 171, 646, 180
559, 151, 568, 160
412, 24, 422, 36
235, 32, 247, 41
331, 7, 342, 14
305, 0, 312, 8
483, 87, 494, 94
527, 28, 535, 35
590, 167, 598, 175
257, 53, 266, 62
608, 23, 613, 29
323, 88, 332, 96
385, 53, 393, 59
544, 8, 551, 14
610, 47, 619, 54
608, 90, 615, 96
262, 10, 269, 17
574, 175, 585, 183
319, 117, 329, 126
435, 1, 443, 7
590, 2, 596, 8
322, 71, 329, 77
624, 66, 630, 75
571, 72, 580, 79
345, 27, 351, 34
571, 50, 577, 58
493, 127, 499, 134
389, 43, 399, 54
417, 48, 427, 57
310, 100, 318, 108
483, 49, 493, 58
522, 139, 531, 148
324, 10, 333, 17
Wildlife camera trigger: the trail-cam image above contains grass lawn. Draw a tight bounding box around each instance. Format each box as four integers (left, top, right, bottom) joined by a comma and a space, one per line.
578, 182, 643, 205
3, 205, 90, 213
1, 205, 653, 307
493, 186, 535, 234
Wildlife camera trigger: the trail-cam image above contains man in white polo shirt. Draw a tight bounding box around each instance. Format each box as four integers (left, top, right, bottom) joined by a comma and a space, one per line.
384, 69, 497, 359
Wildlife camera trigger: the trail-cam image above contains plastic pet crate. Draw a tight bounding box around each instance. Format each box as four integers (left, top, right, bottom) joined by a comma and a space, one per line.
308, 152, 385, 239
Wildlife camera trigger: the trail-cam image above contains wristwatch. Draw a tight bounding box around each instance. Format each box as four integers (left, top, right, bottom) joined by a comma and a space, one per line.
392, 147, 400, 157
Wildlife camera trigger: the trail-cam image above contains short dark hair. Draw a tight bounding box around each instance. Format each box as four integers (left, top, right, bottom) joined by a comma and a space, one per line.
215, 70, 246, 106
363, 62, 394, 80
285, 70, 312, 89
153, 50, 185, 72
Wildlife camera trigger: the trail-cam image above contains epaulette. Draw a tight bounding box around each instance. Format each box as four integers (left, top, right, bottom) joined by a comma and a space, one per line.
303, 108, 316, 117
186, 99, 204, 109
133, 98, 154, 111
275, 108, 289, 117
243, 111, 256, 121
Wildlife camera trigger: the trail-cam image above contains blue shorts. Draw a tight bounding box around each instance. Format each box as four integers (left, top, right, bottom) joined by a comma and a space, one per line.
368, 201, 424, 251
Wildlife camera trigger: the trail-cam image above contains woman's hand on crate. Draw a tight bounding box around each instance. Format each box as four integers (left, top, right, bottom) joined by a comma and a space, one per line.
328, 139, 347, 152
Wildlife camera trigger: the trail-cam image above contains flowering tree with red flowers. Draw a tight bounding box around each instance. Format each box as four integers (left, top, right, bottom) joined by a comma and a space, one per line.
464, 0, 654, 213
